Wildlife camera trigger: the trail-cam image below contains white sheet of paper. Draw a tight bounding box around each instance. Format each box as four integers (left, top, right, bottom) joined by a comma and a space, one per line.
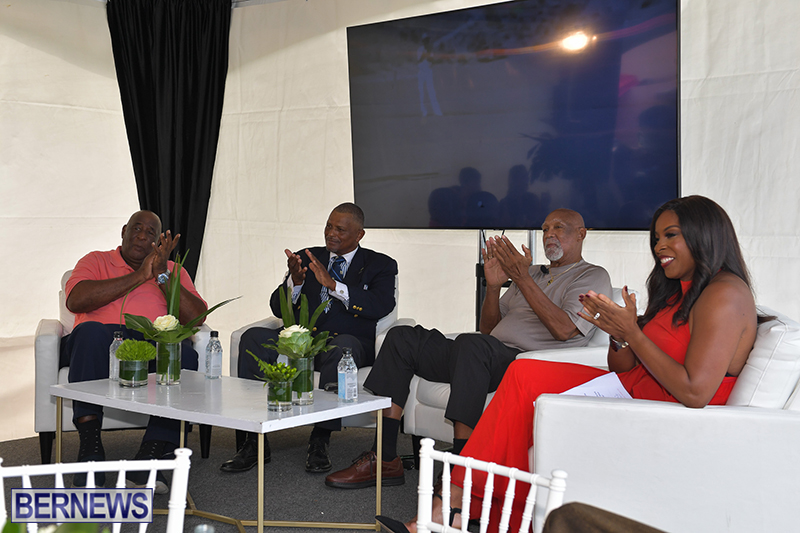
560, 372, 633, 399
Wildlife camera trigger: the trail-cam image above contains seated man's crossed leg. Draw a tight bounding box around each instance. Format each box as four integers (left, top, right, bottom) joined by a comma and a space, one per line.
324, 324, 520, 488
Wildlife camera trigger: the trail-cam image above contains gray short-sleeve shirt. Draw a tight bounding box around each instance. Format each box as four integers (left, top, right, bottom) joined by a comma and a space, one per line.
490, 259, 612, 352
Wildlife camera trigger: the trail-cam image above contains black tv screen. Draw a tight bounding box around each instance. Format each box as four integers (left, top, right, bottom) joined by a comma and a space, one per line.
348, 0, 679, 230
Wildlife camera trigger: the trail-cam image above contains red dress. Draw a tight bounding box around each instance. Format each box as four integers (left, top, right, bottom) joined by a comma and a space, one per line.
452, 281, 737, 532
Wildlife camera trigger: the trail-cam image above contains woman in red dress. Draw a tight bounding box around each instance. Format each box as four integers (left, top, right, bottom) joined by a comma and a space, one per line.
381, 196, 759, 533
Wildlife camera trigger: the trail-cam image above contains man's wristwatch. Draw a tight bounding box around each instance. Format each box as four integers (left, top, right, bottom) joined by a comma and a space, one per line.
609, 336, 629, 351
156, 271, 170, 285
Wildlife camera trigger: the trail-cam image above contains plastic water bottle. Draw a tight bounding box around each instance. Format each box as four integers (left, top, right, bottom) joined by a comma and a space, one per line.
109, 331, 123, 381
337, 347, 358, 402
205, 331, 222, 379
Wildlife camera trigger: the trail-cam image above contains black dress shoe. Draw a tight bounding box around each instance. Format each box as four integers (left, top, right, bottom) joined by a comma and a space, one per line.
125, 440, 173, 494
73, 418, 105, 488
305, 437, 332, 473
220, 435, 271, 473
376, 515, 410, 533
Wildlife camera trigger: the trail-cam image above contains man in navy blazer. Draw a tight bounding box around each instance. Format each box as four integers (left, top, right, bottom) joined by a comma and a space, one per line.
221, 203, 398, 474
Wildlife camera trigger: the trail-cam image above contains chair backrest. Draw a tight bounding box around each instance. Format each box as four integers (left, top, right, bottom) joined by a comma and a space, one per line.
375, 274, 400, 337
59, 270, 76, 335
0, 449, 192, 533
415, 438, 567, 533
727, 306, 800, 409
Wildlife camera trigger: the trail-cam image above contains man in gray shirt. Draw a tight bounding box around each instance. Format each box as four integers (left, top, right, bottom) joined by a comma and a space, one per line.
325, 209, 612, 489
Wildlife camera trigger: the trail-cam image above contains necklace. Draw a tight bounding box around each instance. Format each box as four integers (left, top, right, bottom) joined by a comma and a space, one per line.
546, 261, 580, 286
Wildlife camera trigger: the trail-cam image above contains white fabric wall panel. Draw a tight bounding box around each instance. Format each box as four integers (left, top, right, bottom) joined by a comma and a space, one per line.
0, 0, 138, 338
679, 0, 800, 314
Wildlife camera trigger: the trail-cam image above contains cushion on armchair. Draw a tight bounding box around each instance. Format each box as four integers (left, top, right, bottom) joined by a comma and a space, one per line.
727, 306, 800, 409
59, 270, 76, 334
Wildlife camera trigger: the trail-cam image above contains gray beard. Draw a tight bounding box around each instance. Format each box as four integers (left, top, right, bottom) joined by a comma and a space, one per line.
545, 244, 564, 262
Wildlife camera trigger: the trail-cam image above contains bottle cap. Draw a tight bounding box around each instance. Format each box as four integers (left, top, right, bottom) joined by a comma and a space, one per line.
210, 331, 219, 337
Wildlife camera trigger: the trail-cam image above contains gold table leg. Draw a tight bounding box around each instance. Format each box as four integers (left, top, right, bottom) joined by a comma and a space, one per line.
376, 409, 383, 530
258, 433, 264, 533
56, 397, 63, 463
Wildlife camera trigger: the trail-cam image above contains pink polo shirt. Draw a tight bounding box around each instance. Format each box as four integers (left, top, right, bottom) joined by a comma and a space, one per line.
66, 247, 207, 328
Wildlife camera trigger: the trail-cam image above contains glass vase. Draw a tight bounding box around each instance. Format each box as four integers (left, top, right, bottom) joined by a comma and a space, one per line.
290, 356, 314, 405
267, 381, 293, 411
118, 360, 148, 388
156, 342, 182, 385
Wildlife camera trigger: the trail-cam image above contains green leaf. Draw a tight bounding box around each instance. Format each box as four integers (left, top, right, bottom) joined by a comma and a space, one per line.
306, 331, 330, 357
167, 253, 188, 319
184, 296, 241, 330
124, 313, 199, 344
277, 331, 313, 355
299, 293, 309, 327
2, 521, 26, 533
118, 280, 145, 327
278, 286, 295, 328
124, 313, 155, 333
308, 299, 329, 330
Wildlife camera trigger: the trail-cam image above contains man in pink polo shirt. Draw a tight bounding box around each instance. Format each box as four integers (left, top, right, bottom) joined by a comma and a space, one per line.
60, 210, 207, 492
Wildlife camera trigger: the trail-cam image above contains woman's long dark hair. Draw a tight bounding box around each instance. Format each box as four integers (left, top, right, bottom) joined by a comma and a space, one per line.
641, 196, 752, 327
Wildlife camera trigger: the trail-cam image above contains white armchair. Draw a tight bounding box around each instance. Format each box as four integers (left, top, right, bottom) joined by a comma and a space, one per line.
402, 287, 644, 446
532, 306, 800, 532
34, 270, 212, 463
229, 275, 413, 428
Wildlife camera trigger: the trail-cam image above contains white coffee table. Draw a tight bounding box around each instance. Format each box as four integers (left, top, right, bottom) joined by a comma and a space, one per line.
50, 370, 391, 532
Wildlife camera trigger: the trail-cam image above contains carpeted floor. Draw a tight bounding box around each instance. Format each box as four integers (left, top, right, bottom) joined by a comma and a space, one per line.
1, 424, 442, 532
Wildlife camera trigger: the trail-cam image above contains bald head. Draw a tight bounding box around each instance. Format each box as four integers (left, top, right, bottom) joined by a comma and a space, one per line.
541, 209, 587, 267
126, 210, 161, 231
548, 209, 584, 228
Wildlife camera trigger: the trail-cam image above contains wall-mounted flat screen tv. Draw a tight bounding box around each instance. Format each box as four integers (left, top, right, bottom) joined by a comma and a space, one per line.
348, 0, 679, 230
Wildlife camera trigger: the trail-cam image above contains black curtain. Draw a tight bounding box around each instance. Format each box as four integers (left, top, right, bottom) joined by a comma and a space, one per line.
107, 0, 232, 278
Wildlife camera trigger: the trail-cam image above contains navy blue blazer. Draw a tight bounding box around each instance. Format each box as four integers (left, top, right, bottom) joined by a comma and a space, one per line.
269, 246, 398, 361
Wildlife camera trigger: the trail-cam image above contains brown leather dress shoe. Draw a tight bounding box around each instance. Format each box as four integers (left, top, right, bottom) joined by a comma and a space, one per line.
325, 450, 405, 489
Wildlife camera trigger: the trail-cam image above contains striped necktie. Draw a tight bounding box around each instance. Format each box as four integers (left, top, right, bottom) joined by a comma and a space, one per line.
329, 255, 346, 282
321, 256, 347, 312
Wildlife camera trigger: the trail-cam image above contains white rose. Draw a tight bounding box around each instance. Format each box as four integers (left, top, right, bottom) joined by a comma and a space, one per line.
153, 314, 180, 331
280, 324, 308, 338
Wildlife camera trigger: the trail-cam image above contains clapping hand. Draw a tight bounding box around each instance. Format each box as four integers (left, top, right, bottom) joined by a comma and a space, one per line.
578, 286, 638, 340
482, 240, 509, 288
152, 230, 180, 274
285, 249, 307, 285
140, 230, 180, 281
486, 235, 532, 284
305, 249, 336, 290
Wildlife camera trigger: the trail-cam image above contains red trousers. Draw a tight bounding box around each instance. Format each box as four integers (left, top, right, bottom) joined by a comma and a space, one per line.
452, 359, 608, 532
451, 358, 734, 532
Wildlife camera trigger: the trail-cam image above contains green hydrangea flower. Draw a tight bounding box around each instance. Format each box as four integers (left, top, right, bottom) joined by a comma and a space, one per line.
115, 339, 157, 361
